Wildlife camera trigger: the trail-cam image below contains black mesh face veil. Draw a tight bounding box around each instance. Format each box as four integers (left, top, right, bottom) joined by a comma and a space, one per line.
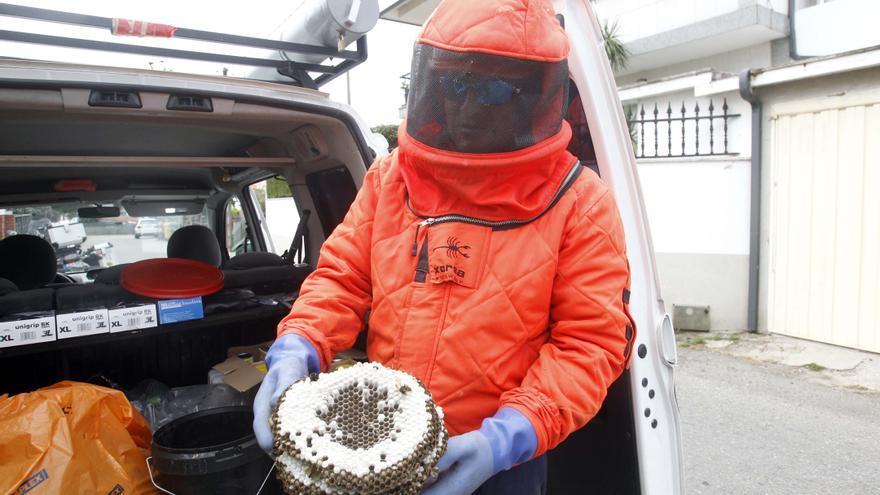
406, 44, 569, 154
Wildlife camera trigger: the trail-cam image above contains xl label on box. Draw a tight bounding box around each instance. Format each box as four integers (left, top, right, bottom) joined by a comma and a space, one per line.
0, 316, 56, 348
109, 304, 158, 333
158, 297, 204, 324
56, 309, 110, 339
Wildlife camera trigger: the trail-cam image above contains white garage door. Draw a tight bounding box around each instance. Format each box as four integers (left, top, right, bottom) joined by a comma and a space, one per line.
768, 94, 880, 353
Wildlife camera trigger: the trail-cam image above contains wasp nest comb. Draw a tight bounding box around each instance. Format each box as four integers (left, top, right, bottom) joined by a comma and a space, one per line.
272, 362, 448, 494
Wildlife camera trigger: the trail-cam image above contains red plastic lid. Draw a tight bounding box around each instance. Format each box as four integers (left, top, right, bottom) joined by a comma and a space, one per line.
121, 258, 224, 299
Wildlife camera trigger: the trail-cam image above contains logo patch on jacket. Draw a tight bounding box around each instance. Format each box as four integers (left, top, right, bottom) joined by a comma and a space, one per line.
426, 223, 488, 288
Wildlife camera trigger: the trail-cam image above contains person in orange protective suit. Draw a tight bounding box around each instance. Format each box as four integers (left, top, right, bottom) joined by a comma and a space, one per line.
253, 0, 636, 493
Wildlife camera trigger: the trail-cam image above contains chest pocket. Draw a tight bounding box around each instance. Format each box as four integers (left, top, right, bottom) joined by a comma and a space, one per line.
423, 222, 490, 289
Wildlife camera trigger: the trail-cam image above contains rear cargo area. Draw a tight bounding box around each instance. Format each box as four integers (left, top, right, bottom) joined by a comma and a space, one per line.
0, 77, 641, 495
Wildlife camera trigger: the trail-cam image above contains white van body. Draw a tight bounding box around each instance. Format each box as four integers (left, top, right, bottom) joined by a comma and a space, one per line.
557, 1, 685, 493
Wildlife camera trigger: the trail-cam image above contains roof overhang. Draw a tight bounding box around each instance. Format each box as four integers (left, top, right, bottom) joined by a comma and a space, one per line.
616, 45, 880, 102
379, 0, 439, 25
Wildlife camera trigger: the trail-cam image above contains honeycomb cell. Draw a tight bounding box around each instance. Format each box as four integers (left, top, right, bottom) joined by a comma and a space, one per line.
272, 362, 447, 494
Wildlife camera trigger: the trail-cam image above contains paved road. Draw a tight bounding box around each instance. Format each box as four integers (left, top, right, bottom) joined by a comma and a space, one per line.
677, 346, 880, 494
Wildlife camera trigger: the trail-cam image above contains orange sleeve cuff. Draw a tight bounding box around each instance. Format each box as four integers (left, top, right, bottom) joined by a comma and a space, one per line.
500, 386, 564, 458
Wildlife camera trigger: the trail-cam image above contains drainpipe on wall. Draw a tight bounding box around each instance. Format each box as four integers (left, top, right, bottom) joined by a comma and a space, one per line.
739, 69, 762, 333
788, 0, 808, 61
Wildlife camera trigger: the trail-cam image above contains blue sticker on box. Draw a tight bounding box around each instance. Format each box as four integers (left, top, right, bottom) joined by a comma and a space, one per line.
158, 297, 204, 324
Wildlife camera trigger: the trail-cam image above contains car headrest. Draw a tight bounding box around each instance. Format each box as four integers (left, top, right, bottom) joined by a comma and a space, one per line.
0, 277, 18, 296
0, 235, 57, 290
223, 251, 286, 270
166, 225, 222, 267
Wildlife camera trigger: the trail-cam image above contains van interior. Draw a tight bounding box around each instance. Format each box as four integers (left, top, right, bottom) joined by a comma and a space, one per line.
0, 82, 639, 493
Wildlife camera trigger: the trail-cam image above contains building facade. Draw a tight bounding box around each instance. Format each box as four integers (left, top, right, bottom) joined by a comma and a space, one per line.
592, 0, 880, 354
382, 0, 880, 352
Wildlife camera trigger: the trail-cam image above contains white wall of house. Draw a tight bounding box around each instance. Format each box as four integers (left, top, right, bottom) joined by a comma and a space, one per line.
640, 158, 751, 256
619, 76, 758, 332
639, 157, 751, 330
592, 0, 788, 42
616, 43, 774, 86
591, 0, 790, 75
794, 0, 880, 57
624, 84, 754, 330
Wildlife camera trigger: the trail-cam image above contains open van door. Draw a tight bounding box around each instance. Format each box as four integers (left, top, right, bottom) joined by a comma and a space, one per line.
551, 1, 684, 493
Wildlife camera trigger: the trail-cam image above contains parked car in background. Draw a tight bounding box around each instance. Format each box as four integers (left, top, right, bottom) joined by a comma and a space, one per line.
134, 218, 159, 239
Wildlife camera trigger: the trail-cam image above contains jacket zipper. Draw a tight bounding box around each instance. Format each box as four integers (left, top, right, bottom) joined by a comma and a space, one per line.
407, 159, 583, 232
408, 160, 583, 281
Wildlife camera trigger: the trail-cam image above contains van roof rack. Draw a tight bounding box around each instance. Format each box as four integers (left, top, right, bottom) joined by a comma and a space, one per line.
0, 2, 368, 89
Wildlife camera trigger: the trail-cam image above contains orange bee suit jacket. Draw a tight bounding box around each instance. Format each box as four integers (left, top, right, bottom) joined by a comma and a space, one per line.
277, 0, 636, 458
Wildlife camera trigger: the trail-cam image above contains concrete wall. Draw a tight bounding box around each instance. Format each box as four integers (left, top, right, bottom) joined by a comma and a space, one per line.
617, 43, 773, 86
638, 156, 752, 331
656, 252, 750, 330
795, 0, 880, 57
592, 0, 787, 43
626, 85, 752, 331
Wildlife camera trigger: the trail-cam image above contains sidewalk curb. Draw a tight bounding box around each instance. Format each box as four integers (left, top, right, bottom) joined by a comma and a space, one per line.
676, 331, 880, 393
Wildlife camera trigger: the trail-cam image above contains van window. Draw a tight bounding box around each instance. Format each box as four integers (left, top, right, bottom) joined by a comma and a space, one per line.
248, 176, 299, 256
224, 197, 250, 257
4, 203, 209, 277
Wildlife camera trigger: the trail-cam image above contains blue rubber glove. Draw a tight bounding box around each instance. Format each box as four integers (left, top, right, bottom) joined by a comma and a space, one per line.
422, 407, 537, 495
253, 334, 320, 452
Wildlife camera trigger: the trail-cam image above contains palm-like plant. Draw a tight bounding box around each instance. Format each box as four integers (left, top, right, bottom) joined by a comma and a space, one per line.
601, 20, 630, 72
598, 19, 636, 150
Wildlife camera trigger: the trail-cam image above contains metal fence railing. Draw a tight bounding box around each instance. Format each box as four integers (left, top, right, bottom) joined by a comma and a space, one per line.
627, 98, 741, 159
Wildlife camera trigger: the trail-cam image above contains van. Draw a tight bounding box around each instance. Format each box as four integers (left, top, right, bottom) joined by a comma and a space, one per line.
0, 1, 682, 493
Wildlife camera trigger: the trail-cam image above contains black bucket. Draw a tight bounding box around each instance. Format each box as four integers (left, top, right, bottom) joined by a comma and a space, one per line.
149, 406, 281, 494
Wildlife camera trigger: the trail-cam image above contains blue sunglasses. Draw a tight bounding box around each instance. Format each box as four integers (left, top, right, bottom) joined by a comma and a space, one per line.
439, 73, 521, 106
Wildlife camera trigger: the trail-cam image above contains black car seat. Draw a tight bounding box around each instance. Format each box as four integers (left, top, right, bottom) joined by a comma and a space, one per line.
96, 225, 223, 285
222, 251, 312, 295
0, 277, 17, 296
166, 225, 222, 267
0, 235, 57, 289
223, 251, 286, 270
0, 237, 57, 317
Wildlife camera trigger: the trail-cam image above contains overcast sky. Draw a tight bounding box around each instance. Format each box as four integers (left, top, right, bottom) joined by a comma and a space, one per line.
0, 0, 421, 126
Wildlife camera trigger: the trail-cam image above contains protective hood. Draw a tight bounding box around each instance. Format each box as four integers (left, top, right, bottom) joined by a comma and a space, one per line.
399, 0, 574, 221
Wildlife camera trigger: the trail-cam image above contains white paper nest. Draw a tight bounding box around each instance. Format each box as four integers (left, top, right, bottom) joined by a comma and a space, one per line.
272, 362, 447, 495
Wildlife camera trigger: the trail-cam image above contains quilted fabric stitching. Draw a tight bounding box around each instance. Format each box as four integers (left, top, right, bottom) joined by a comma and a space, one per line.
369, 271, 407, 329
488, 256, 556, 327
451, 250, 555, 324
326, 219, 374, 286
442, 255, 557, 393
553, 268, 621, 328
443, 315, 545, 399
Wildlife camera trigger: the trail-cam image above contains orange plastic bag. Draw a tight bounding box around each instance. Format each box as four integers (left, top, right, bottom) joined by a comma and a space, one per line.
0, 381, 157, 495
